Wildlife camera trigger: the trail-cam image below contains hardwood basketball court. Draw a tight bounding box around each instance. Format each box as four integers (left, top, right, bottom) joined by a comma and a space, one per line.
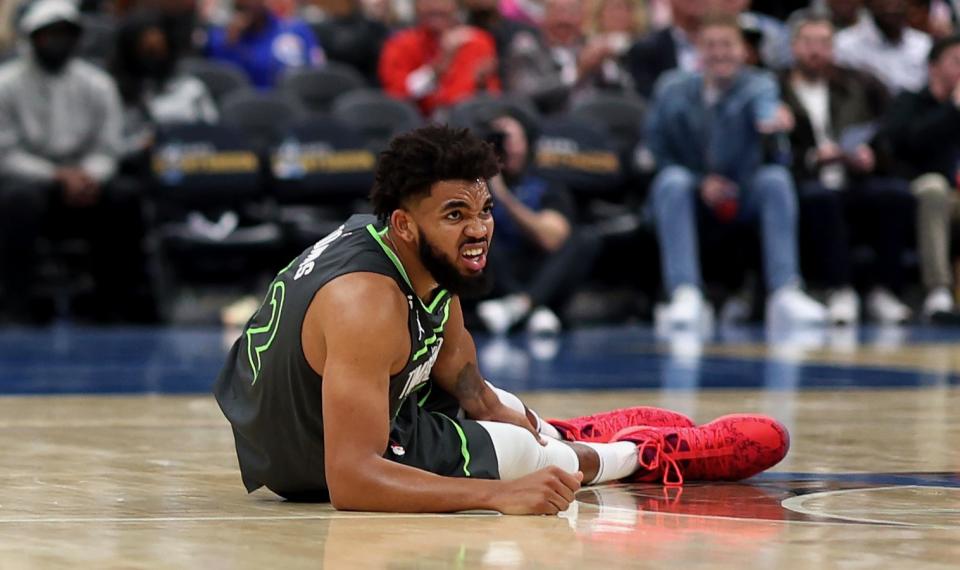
1, 325, 958, 568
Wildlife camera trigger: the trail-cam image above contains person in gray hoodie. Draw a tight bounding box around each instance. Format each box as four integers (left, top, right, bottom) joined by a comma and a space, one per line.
0, 0, 151, 324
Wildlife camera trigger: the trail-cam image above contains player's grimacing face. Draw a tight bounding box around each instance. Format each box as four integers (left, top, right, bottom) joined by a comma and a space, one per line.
401, 178, 495, 298
414, 179, 495, 276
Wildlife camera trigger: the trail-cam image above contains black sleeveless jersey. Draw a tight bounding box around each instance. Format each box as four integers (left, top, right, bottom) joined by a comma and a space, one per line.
213, 214, 453, 497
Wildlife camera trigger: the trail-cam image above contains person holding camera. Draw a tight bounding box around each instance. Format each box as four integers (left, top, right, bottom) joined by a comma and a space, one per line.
475, 113, 600, 334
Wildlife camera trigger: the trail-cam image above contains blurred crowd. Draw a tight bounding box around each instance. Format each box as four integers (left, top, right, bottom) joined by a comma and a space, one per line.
2, 0, 960, 334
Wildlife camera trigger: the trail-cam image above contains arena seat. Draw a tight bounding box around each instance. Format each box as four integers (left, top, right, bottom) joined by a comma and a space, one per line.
149, 123, 283, 320
268, 117, 377, 247
278, 63, 368, 115
331, 89, 423, 151
179, 57, 251, 105
221, 89, 306, 151
446, 93, 541, 133
570, 92, 646, 161
534, 116, 644, 239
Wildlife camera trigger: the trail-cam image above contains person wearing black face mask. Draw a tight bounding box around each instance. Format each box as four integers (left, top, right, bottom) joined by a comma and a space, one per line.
31, 20, 81, 73
110, 10, 217, 166
0, 0, 154, 324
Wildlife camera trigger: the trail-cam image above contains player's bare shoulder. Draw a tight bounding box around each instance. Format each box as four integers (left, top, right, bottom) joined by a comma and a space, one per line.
302, 272, 410, 376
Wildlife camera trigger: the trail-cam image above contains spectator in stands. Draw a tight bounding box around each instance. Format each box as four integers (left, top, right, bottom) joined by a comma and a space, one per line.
0, 0, 149, 324
586, 0, 645, 85
112, 10, 218, 168
505, 0, 633, 111
906, 0, 956, 39
882, 33, 960, 318
119, 0, 202, 56
501, 0, 546, 26
835, 0, 932, 94
311, 0, 389, 85
590, 0, 646, 48
476, 113, 599, 334
0, 0, 24, 57
357, 0, 406, 27
379, 0, 499, 116
627, 0, 705, 98
710, 0, 793, 69
819, 0, 868, 30
647, 15, 826, 328
781, 10, 913, 324
206, 0, 325, 89
464, 0, 543, 85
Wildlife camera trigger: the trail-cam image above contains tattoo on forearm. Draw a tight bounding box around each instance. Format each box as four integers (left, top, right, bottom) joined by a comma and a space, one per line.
454, 362, 486, 401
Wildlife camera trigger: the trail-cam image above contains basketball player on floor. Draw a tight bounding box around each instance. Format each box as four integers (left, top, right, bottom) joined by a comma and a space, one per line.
214, 126, 789, 514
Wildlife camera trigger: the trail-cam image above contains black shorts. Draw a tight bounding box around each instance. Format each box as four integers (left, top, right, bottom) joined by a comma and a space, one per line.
386, 382, 500, 480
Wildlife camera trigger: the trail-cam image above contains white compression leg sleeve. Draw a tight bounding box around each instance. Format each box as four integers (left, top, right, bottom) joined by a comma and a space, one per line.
486, 381, 564, 440
578, 442, 639, 484
477, 420, 579, 480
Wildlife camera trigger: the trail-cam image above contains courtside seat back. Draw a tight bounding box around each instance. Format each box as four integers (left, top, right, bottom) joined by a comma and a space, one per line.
269, 117, 377, 247
278, 64, 368, 115
269, 117, 376, 204
152, 124, 263, 209
570, 92, 646, 159
331, 89, 423, 152
446, 93, 541, 132
533, 117, 623, 197
221, 89, 306, 152
178, 57, 251, 106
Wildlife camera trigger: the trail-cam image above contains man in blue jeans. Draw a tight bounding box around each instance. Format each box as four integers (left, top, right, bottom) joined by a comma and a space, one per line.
646, 14, 826, 328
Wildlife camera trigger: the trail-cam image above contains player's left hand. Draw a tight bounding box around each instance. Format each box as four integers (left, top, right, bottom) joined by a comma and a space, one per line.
480, 403, 547, 446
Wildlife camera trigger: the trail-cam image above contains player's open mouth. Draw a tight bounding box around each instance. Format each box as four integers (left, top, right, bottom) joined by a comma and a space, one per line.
460, 243, 487, 272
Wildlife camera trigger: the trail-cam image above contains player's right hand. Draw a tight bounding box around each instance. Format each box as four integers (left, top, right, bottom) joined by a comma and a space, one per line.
493, 467, 583, 516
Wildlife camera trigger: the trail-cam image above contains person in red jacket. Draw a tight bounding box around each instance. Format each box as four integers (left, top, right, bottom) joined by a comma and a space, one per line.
379, 0, 500, 116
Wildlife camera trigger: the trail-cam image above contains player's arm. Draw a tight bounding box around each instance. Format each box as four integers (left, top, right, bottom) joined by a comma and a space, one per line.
431, 297, 544, 442
317, 275, 573, 513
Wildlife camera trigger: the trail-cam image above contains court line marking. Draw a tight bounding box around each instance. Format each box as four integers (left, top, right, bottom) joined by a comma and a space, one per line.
576, 485, 960, 530
780, 485, 960, 530
0, 512, 502, 524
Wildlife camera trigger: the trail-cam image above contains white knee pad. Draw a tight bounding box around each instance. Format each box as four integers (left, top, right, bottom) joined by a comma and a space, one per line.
478, 420, 579, 481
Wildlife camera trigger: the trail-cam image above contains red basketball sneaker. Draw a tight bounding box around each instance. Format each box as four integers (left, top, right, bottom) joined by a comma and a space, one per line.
612, 414, 790, 486
548, 407, 696, 443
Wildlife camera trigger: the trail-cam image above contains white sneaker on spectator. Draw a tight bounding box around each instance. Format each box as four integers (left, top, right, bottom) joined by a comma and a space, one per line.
826, 288, 860, 326
477, 294, 530, 335
923, 287, 955, 318
527, 307, 562, 335
866, 288, 911, 324
662, 285, 705, 328
766, 286, 827, 327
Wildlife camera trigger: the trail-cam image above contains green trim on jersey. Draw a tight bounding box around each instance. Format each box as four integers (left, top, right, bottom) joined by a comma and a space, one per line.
417, 381, 433, 407
365, 224, 449, 314
426, 289, 449, 313
246, 280, 286, 385
433, 412, 472, 477
412, 298, 451, 360
276, 256, 298, 277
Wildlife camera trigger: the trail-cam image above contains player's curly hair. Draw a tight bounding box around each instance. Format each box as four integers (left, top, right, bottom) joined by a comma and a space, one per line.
370, 124, 501, 223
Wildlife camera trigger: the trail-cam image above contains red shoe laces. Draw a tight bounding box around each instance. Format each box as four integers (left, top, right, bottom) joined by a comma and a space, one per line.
635, 432, 685, 486
618, 426, 734, 486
